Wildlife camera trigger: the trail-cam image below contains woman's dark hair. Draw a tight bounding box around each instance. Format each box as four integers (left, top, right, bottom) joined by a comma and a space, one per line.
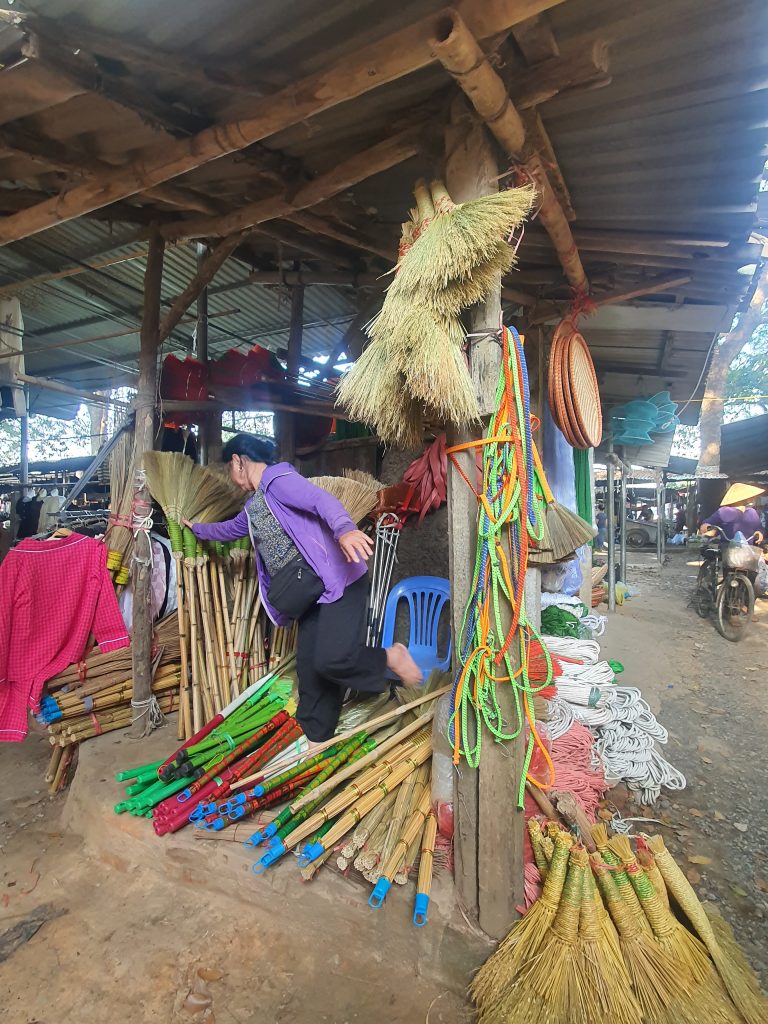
222, 432, 277, 465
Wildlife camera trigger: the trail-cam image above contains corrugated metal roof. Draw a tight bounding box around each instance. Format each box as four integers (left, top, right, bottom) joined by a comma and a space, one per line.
0, 0, 766, 421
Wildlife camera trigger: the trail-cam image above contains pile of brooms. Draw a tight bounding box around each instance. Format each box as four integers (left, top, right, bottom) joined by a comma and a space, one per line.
472, 821, 767, 1024
337, 178, 536, 447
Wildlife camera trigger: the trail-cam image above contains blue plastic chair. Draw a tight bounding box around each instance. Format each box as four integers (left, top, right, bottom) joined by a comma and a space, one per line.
380, 576, 451, 679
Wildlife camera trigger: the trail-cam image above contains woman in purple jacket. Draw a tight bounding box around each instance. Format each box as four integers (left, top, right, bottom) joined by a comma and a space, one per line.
187, 433, 422, 745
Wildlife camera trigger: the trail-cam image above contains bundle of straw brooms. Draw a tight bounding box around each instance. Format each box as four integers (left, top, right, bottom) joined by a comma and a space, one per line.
337, 178, 536, 447
472, 821, 767, 1024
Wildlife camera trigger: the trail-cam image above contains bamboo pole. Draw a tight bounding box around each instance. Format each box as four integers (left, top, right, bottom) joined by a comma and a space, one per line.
430, 10, 588, 293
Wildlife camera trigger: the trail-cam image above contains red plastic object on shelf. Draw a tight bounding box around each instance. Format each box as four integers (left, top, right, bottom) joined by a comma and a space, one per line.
160, 355, 208, 401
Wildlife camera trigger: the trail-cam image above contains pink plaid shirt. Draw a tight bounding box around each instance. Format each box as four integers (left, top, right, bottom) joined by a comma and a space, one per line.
0, 533, 129, 741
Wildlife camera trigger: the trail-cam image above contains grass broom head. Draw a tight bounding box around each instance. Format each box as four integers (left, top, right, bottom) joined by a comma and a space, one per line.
394, 179, 535, 298
471, 829, 573, 1013
335, 337, 403, 428
309, 475, 379, 524
144, 451, 244, 528
648, 834, 768, 1024
589, 850, 700, 1024
608, 835, 741, 1021
578, 851, 642, 1024
398, 309, 479, 426
342, 468, 384, 491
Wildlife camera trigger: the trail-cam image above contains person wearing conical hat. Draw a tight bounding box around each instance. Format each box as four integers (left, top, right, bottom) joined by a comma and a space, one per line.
699, 483, 765, 543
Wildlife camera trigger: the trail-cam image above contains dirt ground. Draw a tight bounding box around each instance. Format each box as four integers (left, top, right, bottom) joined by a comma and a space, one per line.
0, 546, 766, 1022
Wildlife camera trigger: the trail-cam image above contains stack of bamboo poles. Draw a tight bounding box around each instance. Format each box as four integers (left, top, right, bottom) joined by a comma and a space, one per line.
471, 821, 767, 1024
40, 615, 184, 786
175, 533, 297, 739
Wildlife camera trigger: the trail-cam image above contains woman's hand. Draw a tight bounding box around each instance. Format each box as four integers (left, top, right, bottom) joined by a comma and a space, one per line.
339, 529, 373, 564
182, 518, 195, 529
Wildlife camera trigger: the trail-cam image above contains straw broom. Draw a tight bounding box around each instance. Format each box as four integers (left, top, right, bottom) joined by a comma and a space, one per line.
471, 829, 573, 1011
648, 834, 768, 1024
368, 787, 431, 907
609, 835, 743, 1024
636, 835, 670, 909
589, 851, 697, 1024
592, 823, 653, 935
473, 845, 587, 1024
338, 790, 397, 866
309, 476, 379, 524
532, 440, 596, 559
527, 818, 551, 880
393, 178, 534, 296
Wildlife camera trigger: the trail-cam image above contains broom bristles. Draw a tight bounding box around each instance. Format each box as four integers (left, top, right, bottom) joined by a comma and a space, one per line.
308, 476, 378, 524
144, 451, 244, 525
648, 834, 768, 1024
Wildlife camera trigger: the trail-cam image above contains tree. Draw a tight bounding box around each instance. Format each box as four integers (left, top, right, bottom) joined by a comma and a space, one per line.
0, 406, 92, 468
697, 261, 768, 477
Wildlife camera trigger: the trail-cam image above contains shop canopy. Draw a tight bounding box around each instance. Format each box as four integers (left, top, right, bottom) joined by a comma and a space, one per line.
0, 0, 765, 420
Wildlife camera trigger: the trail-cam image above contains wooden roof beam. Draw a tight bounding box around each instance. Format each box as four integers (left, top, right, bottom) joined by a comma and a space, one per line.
0, 0, 567, 245
507, 40, 611, 109
159, 234, 248, 342
431, 11, 588, 293
511, 15, 559, 62
161, 127, 421, 241
529, 272, 692, 323
285, 210, 395, 263
251, 224, 359, 271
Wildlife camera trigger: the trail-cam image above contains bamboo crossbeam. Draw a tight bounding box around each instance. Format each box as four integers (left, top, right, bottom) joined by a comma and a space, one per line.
430, 10, 588, 292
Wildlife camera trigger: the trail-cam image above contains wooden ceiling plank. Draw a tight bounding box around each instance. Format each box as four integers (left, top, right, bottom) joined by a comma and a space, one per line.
508, 39, 610, 108
0, 0, 566, 246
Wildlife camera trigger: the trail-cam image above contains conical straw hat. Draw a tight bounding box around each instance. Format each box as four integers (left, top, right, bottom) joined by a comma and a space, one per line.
720, 482, 765, 507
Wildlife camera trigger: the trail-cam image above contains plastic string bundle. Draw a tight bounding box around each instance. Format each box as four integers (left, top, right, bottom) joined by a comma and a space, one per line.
447, 325, 554, 806
540, 635, 600, 665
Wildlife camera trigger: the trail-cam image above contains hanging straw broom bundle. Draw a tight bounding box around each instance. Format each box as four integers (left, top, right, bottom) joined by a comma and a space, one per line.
393, 179, 534, 298
531, 440, 596, 561
647, 834, 768, 1024
106, 423, 136, 574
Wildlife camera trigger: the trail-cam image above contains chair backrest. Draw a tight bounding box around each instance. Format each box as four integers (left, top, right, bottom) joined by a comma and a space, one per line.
380, 576, 451, 675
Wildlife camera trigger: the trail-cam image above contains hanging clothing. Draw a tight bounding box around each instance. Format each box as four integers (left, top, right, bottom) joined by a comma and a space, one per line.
0, 532, 129, 742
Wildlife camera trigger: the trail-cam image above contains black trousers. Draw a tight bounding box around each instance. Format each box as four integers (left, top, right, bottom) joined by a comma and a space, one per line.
295, 574, 387, 741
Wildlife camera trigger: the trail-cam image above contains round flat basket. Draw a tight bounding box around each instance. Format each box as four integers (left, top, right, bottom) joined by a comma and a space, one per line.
558, 328, 589, 448
566, 330, 602, 447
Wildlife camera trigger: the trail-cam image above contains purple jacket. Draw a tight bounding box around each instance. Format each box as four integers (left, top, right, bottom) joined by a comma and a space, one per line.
191, 463, 366, 625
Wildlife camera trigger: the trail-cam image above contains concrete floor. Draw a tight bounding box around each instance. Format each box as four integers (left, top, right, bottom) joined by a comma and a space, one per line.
0, 546, 766, 1021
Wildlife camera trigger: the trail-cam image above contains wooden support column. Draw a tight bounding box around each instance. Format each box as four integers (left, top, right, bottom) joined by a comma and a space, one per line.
279, 284, 304, 463
446, 102, 524, 938
131, 228, 164, 736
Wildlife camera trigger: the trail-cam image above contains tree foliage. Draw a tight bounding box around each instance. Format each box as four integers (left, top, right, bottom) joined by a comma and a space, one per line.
0, 406, 92, 468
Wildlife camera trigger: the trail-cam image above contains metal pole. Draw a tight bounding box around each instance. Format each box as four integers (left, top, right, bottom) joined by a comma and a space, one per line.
20, 389, 29, 488
196, 241, 209, 464
657, 472, 665, 565
619, 451, 627, 584
606, 451, 616, 612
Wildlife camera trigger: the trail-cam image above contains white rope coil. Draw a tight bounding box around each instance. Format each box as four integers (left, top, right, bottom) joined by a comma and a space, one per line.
581, 613, 607, 636
541, 635, 601, 665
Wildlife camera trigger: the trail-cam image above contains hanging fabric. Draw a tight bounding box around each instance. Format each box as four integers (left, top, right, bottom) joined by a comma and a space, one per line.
0, 533, 129, 741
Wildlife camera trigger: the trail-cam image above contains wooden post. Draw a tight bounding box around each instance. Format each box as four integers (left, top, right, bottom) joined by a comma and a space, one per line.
131, 228, 164, 736
279, 284, 304, 463
445, 100, 525, 938
195, 241, 211, 465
